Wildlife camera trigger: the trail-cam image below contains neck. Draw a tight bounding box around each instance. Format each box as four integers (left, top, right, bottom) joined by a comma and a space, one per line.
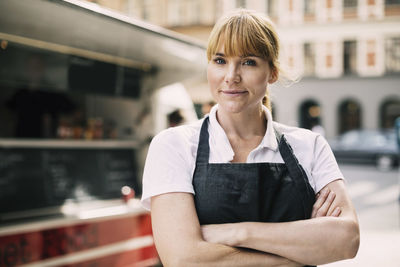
216, 104, 267, 139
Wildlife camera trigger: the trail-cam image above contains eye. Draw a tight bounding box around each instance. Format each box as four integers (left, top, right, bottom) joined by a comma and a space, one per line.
243, 59, 257, 66
213, 57, 226, 64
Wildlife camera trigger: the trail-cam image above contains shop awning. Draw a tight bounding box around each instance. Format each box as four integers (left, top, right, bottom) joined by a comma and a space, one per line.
0, 0, 207, 90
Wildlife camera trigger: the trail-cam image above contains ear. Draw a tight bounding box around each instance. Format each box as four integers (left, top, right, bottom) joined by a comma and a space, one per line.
268, 67, 278, 84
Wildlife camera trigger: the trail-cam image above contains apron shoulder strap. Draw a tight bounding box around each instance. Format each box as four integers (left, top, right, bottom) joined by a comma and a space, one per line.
195, 117, 210, 165
274, 125, 315, 222
273, 125, 300, 172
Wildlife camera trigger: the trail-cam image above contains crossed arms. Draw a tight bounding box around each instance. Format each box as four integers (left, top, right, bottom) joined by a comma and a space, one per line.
151, 179, 360, 267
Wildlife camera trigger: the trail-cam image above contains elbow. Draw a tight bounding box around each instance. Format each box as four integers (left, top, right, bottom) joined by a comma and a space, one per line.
341, 220, 360, 260
165, 259, 189, 267
161, 253, 192, 267
162, 256, 190, 267
312, 219, 360, 265
160, 246, 202, 267
166, 254, 204, 267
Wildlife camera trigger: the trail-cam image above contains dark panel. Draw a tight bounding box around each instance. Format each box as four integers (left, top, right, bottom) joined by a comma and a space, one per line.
68, 56, 117, 96
0, 147, 139, 219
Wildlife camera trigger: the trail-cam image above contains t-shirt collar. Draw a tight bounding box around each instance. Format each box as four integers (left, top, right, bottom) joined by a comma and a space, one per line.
260, 105, 279, 151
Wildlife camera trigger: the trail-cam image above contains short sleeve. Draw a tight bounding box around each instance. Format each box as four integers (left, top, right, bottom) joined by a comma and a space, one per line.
311, 135, 344, 193
140, 129, 195, 210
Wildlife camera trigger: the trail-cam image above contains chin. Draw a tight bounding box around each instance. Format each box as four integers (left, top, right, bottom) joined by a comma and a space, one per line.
218, 102, 247, 114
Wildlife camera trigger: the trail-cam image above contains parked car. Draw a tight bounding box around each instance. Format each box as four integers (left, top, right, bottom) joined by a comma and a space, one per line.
329, 129, 400, 170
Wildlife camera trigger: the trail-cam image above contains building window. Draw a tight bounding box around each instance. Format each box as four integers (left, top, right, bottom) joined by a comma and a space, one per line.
385, 0, 400, 16
385, 0, 400, 5
304, 0, 316, 15
236, 0, 246, 8
271, 101, 278, 121
288, 0, 294, 11
299, 100, 322, 131
338, 100, 361, 134
181, 0, 200, 25
366, 40, 376, 67
325, 42, 333, 69
380, 99, 400, 128
303, 43, 315, 76
343, 0, 358, 19
142, 4, 149, 20
167, 0, 180, 26
343, 0, 358, 8
343, 40, 357, 75
267, 0, 279, 18
385, 37, 400, 73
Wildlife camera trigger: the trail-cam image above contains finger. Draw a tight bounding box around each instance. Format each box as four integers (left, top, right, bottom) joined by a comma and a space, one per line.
313, 189, 330, 211
312, 190, 327, 218
315, 191, 336, 217
311, 189, 330, 218
330, 207, 342, 217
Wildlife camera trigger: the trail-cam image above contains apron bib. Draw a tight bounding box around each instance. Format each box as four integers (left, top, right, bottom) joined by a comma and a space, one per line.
193, 117, 316, 266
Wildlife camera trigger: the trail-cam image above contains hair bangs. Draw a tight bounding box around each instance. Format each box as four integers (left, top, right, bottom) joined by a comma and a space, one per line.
207, 11, 273, 61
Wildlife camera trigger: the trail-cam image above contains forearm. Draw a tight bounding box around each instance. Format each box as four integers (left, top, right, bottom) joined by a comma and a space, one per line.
234, 216, 359, 265
151, 193, 302, 267
166, 240, 302, 267
202, 181, 360, 265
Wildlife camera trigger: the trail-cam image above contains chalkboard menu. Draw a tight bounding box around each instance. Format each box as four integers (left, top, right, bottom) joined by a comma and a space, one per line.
0, 147, 139, 218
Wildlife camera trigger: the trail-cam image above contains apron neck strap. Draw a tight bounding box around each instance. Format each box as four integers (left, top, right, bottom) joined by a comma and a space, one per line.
274, 126, 296, 165
275, 126, 307, 182
195, 117, 211, 165
273, 127, 283, 144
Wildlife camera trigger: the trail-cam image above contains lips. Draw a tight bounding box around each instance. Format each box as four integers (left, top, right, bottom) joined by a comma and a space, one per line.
221, 90, 248, 95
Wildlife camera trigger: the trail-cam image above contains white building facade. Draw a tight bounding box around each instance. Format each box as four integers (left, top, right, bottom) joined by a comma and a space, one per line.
89, 0, 400, 138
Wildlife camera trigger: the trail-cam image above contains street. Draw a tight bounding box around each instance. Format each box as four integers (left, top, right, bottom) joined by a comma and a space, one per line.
323, 164, 400, 267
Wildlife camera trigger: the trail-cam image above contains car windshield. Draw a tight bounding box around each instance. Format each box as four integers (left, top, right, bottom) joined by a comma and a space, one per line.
341, 131, 360, 146
340, 130, 395, 149
363, 133, 387, 147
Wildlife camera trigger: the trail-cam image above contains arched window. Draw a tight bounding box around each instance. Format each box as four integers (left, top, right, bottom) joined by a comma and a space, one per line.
299, 100, 322, 130
380, 98, 400, 129
338, 99, 361, 134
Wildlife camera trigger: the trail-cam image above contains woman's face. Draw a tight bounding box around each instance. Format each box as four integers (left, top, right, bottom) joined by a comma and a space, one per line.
207, 44, 275, 115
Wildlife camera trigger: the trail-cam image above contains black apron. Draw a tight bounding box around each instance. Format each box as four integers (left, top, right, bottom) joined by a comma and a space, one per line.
193, 117, 316, 267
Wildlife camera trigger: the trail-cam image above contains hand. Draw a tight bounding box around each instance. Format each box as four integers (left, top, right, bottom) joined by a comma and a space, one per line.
311, 187, 341, 218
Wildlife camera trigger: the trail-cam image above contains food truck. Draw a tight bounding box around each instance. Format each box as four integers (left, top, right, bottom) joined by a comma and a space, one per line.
0, 0, 206, 266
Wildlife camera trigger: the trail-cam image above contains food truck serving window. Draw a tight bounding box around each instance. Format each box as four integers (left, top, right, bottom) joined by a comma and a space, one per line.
0, 145, 139, 221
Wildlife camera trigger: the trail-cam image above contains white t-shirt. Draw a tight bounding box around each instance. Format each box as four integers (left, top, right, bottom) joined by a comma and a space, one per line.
141, 105, 343, 210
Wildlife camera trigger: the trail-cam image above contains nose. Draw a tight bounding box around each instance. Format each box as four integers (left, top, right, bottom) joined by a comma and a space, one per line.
225, 64, 241, 85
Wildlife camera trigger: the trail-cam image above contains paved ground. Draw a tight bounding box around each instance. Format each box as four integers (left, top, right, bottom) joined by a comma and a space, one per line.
323, 230, 400, 267
322, 164, 400, 267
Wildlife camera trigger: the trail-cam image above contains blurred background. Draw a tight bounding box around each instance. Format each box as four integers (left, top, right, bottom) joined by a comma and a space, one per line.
0, 0, 399, 266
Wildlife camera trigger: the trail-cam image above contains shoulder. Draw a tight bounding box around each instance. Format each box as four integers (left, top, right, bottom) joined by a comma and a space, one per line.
273, 122, 343, 193
141, 119, 204, 210
273, 121, 332, 159
150, 118, 204, 153
273, 121, 321, 148
146, 118, 204, 170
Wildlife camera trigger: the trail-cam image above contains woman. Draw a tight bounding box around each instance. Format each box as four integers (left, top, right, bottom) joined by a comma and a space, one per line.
141, 9, 359, 267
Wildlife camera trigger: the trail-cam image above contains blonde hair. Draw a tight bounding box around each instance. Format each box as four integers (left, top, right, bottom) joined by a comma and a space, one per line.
207, 9, 280, 111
